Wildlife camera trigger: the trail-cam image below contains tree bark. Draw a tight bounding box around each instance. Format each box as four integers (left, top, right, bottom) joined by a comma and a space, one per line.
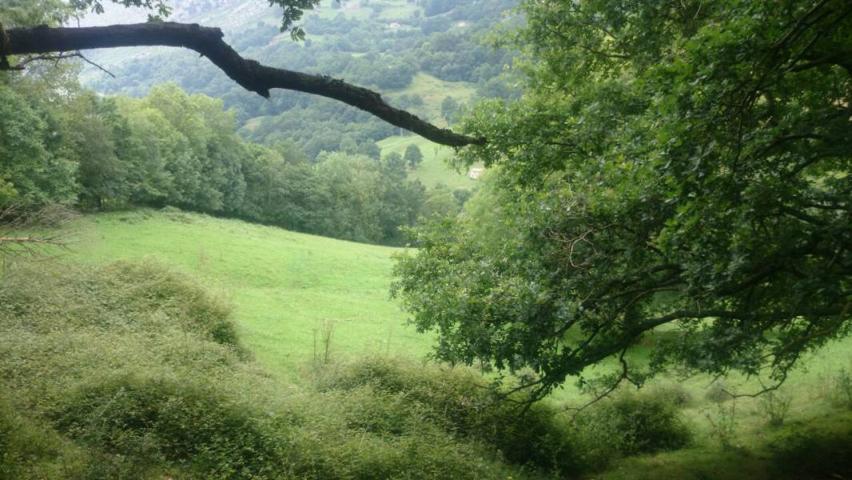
2, 22, 483, 147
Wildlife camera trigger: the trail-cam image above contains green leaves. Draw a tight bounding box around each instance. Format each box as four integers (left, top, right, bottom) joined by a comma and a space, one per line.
0, 83, 78, 206
395, 0, 852, 398
268, 0, 321, 40
68, 0, 171, 19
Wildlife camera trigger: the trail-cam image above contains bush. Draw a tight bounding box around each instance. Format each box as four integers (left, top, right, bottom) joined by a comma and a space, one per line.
101, 261, 243, 350
284, 399, 520, 480
647, 382, 693, 408
770, 428, 852, 479
573, 391, 692, 469
829, 369, 852, 410
0, 259, 243, 353
705, 381, 735, 403
53, 374, 293, 479
0, 396, 86, 480
317, 357, 581, 475
705, 400, 738, 449
760, 390, 792, 427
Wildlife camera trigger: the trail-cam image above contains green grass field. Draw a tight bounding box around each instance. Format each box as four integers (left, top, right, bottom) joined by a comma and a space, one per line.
51, 209, 852, 478
387, 72, 477, 123
378, 134, 479, 189
310, 0, 420, 21
65, 209, 432, 383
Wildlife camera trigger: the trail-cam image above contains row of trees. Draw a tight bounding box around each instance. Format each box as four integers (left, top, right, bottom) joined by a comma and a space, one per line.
0, 72, 458, 245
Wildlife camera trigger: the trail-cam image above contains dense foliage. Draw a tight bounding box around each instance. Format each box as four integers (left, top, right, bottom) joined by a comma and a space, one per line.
394, 0, 852, 398
0, 72, 431, 244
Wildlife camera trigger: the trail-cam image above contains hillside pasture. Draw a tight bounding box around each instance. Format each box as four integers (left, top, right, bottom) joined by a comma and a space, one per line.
16, 209, 849, 479
66, 210, 431, 382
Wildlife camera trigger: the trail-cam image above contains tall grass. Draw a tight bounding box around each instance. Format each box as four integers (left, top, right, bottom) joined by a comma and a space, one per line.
5, 209, 850, 479
0, 260, 549, 478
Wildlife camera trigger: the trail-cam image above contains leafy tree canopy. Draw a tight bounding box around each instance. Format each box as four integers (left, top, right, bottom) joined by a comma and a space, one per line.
393, 0, 852, 401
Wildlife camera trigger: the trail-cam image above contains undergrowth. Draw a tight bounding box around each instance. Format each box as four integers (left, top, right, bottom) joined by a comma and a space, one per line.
0, 260, 531, 478
0, 259, 702, 479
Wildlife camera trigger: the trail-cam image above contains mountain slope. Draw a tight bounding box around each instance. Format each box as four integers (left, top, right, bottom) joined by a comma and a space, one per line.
81, 0, 519, 167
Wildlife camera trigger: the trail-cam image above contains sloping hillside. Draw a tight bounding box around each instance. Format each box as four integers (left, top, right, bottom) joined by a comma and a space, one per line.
68, 209, 430, 381
378, 134, 475, 189
80, 0, 517, 189
4, 208, 850, 479
0, 239, 567, 479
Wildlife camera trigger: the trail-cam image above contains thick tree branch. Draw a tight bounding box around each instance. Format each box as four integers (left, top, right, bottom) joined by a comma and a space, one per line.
2, 22, 483, 147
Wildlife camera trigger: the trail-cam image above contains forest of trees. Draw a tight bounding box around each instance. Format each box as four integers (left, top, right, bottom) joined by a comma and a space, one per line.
0, 74, 463, 245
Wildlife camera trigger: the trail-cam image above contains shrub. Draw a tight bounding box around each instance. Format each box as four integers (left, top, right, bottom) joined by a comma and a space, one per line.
52, 374, 293, 479
317, 357, 581, 475
760, 390, 793, 427
0, 259, 243, 353
99, 261, 242, 351
829, 369, 852, 410
0, 395, 86, 480
705, 400, 738, 449
574, 391, 692, 466
705, 381, 734, 403
284, 406, 520, 480
647, 382, 693, 408
770, 428, 852, 479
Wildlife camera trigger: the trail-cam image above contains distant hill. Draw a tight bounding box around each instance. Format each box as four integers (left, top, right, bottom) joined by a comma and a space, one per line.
81, 0, 520, 178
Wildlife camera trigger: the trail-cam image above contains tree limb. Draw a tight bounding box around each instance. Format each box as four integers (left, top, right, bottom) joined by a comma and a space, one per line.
3, 22, 483, 147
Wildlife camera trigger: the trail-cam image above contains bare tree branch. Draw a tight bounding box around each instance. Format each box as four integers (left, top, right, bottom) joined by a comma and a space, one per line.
565, 348, 634, 420
2, 22, 483, 147
0, 205, 77, 258
13, 51, 116, 76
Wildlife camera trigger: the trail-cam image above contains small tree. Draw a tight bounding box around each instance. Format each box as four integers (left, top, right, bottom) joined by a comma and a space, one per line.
383, 152, 406, 176
441, 96, 459, 122
404, 144, 424, 169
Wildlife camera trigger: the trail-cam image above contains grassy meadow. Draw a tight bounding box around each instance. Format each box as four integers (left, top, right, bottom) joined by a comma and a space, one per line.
68, 210, 852, 412
388, 72, 477, 123
378, 134, 479, 190
65, 209, 432, 382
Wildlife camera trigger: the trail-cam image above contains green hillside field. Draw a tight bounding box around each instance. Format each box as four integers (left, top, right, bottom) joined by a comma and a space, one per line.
378, 134, 479, 189
22, 208, 850, 479
65, 209, 432, 383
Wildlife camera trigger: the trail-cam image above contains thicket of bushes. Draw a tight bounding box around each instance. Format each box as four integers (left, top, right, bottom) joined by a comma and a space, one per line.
0, 259, 696, 479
